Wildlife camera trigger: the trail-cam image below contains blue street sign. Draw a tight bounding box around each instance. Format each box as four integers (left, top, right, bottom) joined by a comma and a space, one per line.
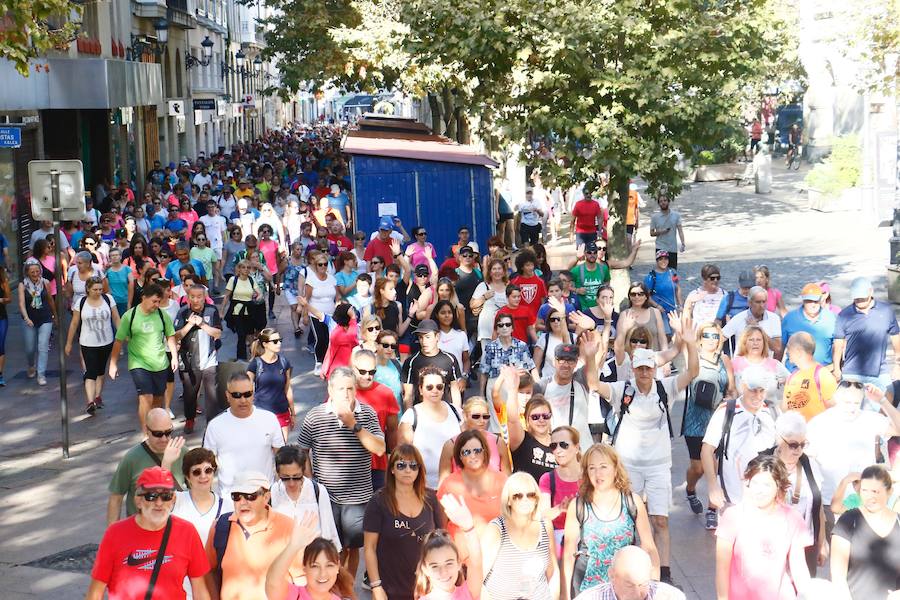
0, 126, 21, 148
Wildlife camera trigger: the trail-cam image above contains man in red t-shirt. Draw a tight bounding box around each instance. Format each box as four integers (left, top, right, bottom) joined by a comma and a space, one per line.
510, 249, 547, 323
363, 216, 398, 267
326, 219, 353, 253
88, 466, 210, 600
352, 350, 399, 489
497, 284, 537, 344
571, 195, 602, 247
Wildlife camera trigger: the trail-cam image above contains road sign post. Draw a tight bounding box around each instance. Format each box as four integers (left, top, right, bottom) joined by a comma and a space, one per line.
27, 160, 86, 459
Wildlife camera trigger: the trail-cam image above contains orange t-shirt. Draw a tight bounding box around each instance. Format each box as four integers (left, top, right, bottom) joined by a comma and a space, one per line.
626, 190, 639, 226
437, 471, 507, 563
206, 509, 304, 600
782, 364, 837, 421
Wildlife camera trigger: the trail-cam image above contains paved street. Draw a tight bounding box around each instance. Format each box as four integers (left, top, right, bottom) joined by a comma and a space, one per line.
0, 163, 889, 599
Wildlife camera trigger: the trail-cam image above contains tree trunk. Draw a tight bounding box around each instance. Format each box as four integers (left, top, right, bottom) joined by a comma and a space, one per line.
427, 93, 443, 135
607, 171, 632, 306
456, 108, 470, 144
441, 85, 457, 141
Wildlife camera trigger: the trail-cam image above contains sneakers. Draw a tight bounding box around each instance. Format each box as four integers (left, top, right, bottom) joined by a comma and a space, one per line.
167, 408, 176, 419
313, 362, 322, 376
94, 396, 104, 409
705, 509, 718, 530
37, 375, 47, 386
294, 328, 302, 338
269, 310, 277, 321
0, 374, 5, 386
27, 367, 36, 379
184, 419, 195, 434
86, 401, 97, 416
361, 573, 371, 590
687, 492, 703, 515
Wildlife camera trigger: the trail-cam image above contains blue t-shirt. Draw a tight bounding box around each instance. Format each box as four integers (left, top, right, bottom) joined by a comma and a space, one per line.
106, 265, 132, 308
781, 307, 836, 370
149, 214, 167, 231
166, 259, 206, 285
835, 301, 899, 378
247, 355, 292, 414
645, 268, 679, 313
335, 270, 358, 297
716, 289, 749, 322
69, 230, 86, 252
328, 193, 350, 216
165, 218, 187, 234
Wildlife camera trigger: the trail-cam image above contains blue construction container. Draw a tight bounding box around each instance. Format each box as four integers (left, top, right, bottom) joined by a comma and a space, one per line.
343, 118, 499, 260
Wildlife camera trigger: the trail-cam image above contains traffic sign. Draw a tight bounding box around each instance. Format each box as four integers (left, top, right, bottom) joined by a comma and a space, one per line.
0, 126, 21, 148
27, 160, 86, 221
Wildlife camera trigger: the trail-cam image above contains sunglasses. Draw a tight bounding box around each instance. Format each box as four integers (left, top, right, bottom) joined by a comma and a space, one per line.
266, 338, 282, 344
548, 316, 562, 323
469, 413, 491, 420
781, 437, 809, 451
701, 332, 720, 340
497, 322, 513, 329
195, 237, 207, 242
380, 342, 398, 350
549, 441, 571, 451
460, 447, 484, 457
83, 241, 96, 247
529, 413, 552, 421
424, 383, 445, 392
394, 460, 419, 471
630, 338, 649, 345
416, 231, 427, 236
707, 275, 721, 281
371, 259, 383, 265
366, 326, 381, 332
629, 291, 646, 297
190, 467, 215, 477
279, 475, 304, 482
839, 381, 864, 389
356, 368, 377, 376
511, 492, 538, 501
231, 490, 264, 502
316, 262, 328, 267
148, 428, 174, 438
139, 491, 174, 502
229, 390, 253, 399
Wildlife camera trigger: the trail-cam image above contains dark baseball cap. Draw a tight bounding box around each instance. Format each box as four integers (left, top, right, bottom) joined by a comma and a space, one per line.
413, 319, 439, 335
555, 344, 579, 361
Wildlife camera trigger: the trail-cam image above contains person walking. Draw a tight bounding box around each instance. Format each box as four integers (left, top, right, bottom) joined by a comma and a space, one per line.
174, 285, 223, 434
649, 192, 685, 269
684, 264, 725, 326
247, 327, 295, 441
0, 266, 9, 386
65, 276, 120, 414
781, 282, 835, 371
19, 259, 56, 386
108, 282, 178, 430
305, 250, 339, 376
221, 259, 264, 360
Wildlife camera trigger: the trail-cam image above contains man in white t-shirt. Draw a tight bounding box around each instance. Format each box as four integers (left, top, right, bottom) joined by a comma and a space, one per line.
807, 382, 900, 530
192, 166, 212, 189
541, 340, 601, 453
701, 369, 777, 528
202, 372, 284, 495
593, 316, 699, 588
722, 285, 782, 358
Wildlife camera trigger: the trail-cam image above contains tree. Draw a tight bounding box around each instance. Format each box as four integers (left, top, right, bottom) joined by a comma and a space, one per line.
1, 2, 82, 77
402, 0, 788, 257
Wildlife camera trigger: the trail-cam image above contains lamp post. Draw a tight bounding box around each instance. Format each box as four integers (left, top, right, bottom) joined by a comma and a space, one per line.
186, 35, 214, 69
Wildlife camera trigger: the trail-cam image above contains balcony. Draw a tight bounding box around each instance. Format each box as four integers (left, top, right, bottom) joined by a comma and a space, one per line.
167, 0, 196, 28
133, 0, 167, 20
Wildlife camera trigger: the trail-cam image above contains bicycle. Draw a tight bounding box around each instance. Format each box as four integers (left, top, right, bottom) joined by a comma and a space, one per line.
786, 144, 802, 170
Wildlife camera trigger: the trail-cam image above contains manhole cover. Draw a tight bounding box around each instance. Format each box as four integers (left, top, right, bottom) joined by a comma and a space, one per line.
25, 543, 98, 574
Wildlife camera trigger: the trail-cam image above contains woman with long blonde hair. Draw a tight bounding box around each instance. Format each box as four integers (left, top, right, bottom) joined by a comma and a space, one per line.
562, 444, 658, 595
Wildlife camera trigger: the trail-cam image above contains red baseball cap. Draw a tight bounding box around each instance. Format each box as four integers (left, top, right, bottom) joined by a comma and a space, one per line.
136, 466, 176, 491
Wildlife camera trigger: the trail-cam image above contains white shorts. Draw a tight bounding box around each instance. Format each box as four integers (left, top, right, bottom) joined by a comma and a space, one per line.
284, 289, 299, 305
212, 247, 223, 260
625, 463, 672, 517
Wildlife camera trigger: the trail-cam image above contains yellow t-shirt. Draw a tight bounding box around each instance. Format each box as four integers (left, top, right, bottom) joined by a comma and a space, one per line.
782, 364, 838, 421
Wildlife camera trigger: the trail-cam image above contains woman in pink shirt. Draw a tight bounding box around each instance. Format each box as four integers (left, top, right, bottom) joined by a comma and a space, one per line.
266, 513, 356, 600
405, 226, 438, 273
176, 195, 199, 233
754, 265, 787, 316
320, 303, 358, 380
715, 455, 811, 600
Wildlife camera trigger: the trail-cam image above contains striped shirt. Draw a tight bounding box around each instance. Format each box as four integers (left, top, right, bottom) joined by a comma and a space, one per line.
573, 581, 686, 600
297, 402, 383, 505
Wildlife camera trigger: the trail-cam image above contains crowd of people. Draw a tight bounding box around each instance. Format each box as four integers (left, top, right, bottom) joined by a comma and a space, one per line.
4, 124, 898, 600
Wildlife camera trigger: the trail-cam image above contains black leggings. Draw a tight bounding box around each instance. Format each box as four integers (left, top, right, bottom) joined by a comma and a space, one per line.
179, 365, 219, 420
234, 316, 254, 360
81, 343, 113, 380
310, 316, 329, 363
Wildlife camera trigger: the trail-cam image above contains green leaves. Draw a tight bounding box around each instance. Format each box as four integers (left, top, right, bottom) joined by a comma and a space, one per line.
1, 1, 82, 77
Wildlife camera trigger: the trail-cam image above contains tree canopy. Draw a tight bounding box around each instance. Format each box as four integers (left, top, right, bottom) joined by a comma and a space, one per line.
1, 1, 81, 77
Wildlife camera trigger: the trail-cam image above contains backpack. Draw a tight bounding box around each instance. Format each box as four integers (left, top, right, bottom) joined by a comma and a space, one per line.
78, 293, 112, 313
411, 402, 461, 431
252, 353, 291, 381
680, 358, 725, 436
537, 330, 574, 375
124, 306, 167, 340
571, 490, 638, 595
714, 399, 740, 503
610, 380, 672, 445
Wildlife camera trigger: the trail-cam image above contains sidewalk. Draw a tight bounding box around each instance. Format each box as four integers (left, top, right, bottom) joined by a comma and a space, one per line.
0, 162, 889, 599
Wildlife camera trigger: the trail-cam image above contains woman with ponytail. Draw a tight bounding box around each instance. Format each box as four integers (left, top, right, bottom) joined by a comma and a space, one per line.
247, 327, 294, 440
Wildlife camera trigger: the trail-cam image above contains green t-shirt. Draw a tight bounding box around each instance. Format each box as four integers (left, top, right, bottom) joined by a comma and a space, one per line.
108, 443, 187, 515
116, 306, 175, 372
190, 246, 217, 282
570, 262, 610, 308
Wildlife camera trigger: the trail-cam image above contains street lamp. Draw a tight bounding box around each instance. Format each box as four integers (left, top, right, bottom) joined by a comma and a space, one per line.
235, 48, 246, 71
129, 18, 168, 60
186, 35, 215, 69
155, 18, 168, 44
254, 55, 263, 72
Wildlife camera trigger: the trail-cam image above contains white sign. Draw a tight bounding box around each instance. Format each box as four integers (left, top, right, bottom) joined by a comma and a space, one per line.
120, 107, 133, 126
27, 160, 86, 222
168, 100, 185, 116
377, 202, 397, 217
217, 99, 227, 117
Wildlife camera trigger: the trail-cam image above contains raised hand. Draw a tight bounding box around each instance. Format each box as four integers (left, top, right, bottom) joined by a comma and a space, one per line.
667, 310, 682, 335
580, 328, 600, 357
162, 436, 185, 466
441, 493, 475, 532
567, 310, 596, 331
680, 313, 697, 343
289, 510, 320, 549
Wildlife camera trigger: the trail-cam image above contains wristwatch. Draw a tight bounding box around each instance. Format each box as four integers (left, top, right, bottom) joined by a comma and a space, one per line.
352, 422, 363, 434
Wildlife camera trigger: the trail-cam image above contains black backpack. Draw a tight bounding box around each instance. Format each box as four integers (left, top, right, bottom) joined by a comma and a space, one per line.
124, 306, 167, 340
78, 293, 112, 313
411, 402, 461, 431
714, 399, 740, 503
610, 380, 672, 445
